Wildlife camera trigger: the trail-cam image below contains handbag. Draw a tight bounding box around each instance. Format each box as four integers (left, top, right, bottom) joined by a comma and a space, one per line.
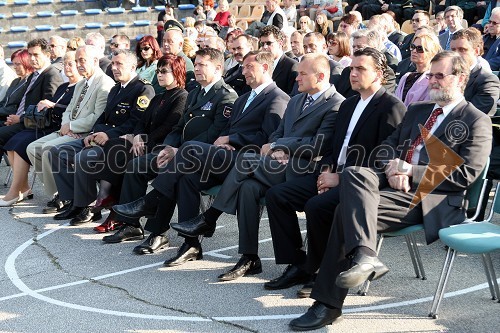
23, 104, 52, 129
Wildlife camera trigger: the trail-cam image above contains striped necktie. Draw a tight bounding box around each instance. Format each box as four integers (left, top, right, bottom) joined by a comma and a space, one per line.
72, 81, 89, 119
405, 108, 444, 163
16, 71, 39, 115
302, 95, 314, 111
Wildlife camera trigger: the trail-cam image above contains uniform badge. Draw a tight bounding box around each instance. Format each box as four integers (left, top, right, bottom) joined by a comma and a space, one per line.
137, 96, 150, 110
201, 102, 213, 111
223, 106, 232, 118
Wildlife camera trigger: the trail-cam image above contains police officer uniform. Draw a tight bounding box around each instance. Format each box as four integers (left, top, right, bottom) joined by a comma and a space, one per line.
50, 75, 155, 211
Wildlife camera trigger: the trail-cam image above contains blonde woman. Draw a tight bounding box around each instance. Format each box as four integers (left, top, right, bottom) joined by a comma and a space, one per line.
395, 32, 442, 106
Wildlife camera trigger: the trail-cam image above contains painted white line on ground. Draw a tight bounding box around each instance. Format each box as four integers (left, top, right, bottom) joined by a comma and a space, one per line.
4, 221, 499, 322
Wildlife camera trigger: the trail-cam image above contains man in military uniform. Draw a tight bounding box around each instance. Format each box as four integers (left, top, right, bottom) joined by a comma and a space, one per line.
100, 47, 238, 248
223, 34, 253, 96
49, 49, 155, 225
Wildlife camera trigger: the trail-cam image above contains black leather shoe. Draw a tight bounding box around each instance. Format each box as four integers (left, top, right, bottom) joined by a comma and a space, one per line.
163, 242, 202, 267
69, 207, 102, 226
133, 234, 169, 255
218, 255, 262, 281
112, 197, 158, 219
53, 205, 83, 220
297, 280, 315, 298
170, 214, 216, 237
335, 253, 389, 289
264, 264, 310, 290
102, 225, 144, 244
46, 194, 60, 207
43, 199, 72, 214
289, 301, 342, 331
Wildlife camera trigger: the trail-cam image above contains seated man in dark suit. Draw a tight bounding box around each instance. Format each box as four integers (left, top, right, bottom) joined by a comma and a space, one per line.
49, 50, 155, 225
0, 38, 63, 149
169, 53, 345, 281
112, 50, 288, 264
337, 29, 396, 98
289, 51, 492, 331
102, 48, 238, 248
483, 8, 500, 71
289, 32, 344, 96
259, 25, 298, 95
450, 28, 500, 116
223, 34, 253, 96
265, 48, 406, 294
398, 10, 431, 60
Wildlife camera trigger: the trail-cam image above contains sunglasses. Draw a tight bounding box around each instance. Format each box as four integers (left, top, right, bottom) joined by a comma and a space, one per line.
155, 68, 173, 75
140, 46, 151, 52
259, 41, 275, 47
410, 44, 426, 53
425, 72, 455, 80
489, 20, 499, 26
110, 42, 121, 48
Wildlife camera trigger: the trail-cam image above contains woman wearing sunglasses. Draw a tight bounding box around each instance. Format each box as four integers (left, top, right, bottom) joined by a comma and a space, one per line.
395, 31, 442, 106
91, 54, 187, 233
135, 35, 163, 83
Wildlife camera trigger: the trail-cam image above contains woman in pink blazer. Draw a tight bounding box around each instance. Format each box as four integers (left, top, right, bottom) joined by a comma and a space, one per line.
395, 31, 442, 107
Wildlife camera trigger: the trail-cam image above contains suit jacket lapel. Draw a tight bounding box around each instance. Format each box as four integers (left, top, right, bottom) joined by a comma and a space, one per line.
331, 96, 359, 161
190, 79, 221, 110
349, 88, 384, 141
408, 104, 434, 143
272, 55, 285, 79
432, 100, 467, 140
465, 64, 480, 92
232, 87, 267, 125
78, 73, 102, 114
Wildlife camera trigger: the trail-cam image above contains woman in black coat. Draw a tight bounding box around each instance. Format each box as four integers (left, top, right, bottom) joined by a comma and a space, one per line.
92, 54, 188, 233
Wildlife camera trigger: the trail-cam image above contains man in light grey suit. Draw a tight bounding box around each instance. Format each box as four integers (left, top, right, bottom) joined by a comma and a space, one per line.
438, 6, 464, 50
27, 45, 115, 212
170, 53, 345, 281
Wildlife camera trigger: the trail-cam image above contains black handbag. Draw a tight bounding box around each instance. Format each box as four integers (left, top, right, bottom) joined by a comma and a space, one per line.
23, 104, 52, 129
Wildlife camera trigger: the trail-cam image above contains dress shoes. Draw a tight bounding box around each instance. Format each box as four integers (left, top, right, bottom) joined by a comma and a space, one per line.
43, 198, 72, 214
218, 255, 262, 281
335, 253, 389, 289
163, 242, 202, 267
102, 225, 144, 243
264, 264, 310, 290
91, 195, 117, 214
69, 207, 102, 226
0, 196, 20, 207
133, 234, 169, 255
297, 279, 315, 298
112, 197, 157, 219
289, 301, 342, 331
54, 205, 84, 220
170, 214, 216, 237
93, 215, 123, 233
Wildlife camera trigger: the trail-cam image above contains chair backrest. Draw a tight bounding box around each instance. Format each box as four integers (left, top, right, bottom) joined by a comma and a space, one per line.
251, 5, 265, 18
401, 20, 413, 34
238, 5, 251, 18
464, 158, 490, 218
229, 4, 239, 16
237, 20, 248, 30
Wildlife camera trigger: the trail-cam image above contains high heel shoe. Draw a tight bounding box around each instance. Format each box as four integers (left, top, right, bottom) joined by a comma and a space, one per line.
19, 189, 34, 202
0, 196, 20, 207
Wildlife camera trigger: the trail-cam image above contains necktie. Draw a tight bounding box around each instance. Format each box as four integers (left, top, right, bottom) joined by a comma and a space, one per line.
72, 81, 89, 119
197, 88, 206, 103
302, 95, 314, 112
16, 71, 39, 115
445, 33, 451, 50
242, 90, 257, 112
405, 108, 443, 163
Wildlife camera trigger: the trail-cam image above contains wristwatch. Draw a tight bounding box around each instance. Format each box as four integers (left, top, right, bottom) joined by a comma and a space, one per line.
270, 142, 276, 150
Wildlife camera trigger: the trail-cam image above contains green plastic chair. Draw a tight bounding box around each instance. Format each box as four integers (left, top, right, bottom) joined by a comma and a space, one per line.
429, 173, 500, 318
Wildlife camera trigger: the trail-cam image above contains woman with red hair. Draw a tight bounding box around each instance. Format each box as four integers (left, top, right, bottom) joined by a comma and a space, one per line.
135, 35, 163, 83
91, 54, 188, 233
204, 0, 217, 21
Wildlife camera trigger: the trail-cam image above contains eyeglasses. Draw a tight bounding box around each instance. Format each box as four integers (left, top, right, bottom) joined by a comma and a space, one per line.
489, 20, 499, 26
410, 43, 426, 53
327, 40, 338, 46
140, 46, 151, 52
259, 40, 275, 47
155, 68, 173, 75
425, 72, 455, 80
110, 42, 120, 48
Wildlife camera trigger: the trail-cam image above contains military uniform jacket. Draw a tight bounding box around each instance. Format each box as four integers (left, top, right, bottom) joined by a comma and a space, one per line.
92, 76, 155, 138
163, 78, 238, 147
224, 64, 251, 97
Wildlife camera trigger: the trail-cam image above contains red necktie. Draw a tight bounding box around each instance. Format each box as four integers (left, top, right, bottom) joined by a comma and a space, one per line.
405, 107, 443, 163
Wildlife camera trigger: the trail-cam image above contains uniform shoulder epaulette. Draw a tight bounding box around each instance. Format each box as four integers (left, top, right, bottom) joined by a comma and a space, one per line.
139, 78, 151, 85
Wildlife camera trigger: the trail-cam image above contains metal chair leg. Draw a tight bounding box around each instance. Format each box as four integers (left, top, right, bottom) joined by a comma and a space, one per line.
405, 234, 421, 278
409, 233, 426, 280
358, 235, 385, 296
429, 248, 456, 319
482, 253, 500, 301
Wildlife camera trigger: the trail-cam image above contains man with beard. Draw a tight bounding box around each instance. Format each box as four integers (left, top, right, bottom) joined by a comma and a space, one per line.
289, 51, 492, 331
